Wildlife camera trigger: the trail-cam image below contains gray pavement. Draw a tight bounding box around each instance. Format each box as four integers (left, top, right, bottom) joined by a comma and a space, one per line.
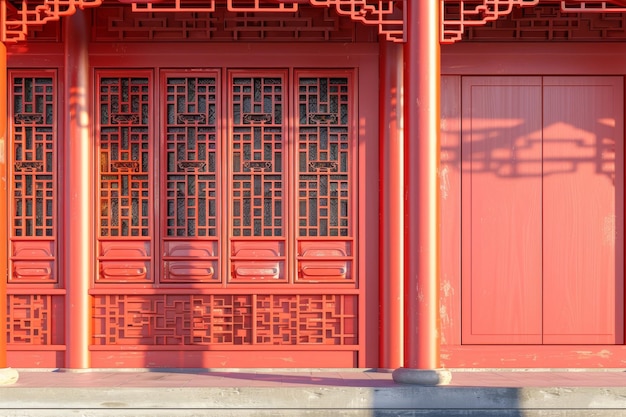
1, 369, 626, 416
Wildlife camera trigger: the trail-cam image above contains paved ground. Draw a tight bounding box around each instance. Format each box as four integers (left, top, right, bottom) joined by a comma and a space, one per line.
7, 368, 626, 388
2, 369, 626, 416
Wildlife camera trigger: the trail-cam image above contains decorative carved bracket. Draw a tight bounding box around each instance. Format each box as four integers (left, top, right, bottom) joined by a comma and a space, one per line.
441, 0, 539, 44
1, 0, 405, 43
2, 0, 103, 42
441, 1, 626, 44
4, 0, 626, 45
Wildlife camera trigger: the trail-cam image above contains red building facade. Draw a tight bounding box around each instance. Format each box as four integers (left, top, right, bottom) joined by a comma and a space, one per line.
1, 1, 625, 375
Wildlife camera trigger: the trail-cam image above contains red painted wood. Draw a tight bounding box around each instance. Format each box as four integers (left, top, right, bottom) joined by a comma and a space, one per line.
461, 76, 543, 344
403, 0, 441, 370
459, 75, 624, 349
442, 44, 626, 368
379, 41, 404, 369
0, 42, 7, 369
441, 344, 626, 368
440, 75, 462, 348
542, 76, 624, 344
65, 10, 92, 368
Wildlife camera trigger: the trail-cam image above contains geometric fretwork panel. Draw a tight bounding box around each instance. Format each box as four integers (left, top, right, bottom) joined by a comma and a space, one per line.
11, 76, 56, 238
98, 76, 151, 238
7, 294, 62, 345
230, 75, 285, 238
9, 73, 58, 284
256, 294, 357, 344
165, 75, 218, 238
92, 294, 357, 345
465, 4, 626, 41
297, 76, 351, 237
92, 6, 372, 42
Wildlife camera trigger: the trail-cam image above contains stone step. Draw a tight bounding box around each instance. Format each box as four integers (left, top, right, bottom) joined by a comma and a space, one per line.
2, 385, 626, 417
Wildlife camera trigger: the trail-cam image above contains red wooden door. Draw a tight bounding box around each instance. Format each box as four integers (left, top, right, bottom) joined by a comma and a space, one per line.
542, 77, 624, 344
462, 76, 624, 345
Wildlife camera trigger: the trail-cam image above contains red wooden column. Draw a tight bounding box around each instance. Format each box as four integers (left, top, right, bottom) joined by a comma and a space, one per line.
379, 41, 404, 370
392, 1, 451, 385
0, 35, 18, 384
64, 10, 92, 369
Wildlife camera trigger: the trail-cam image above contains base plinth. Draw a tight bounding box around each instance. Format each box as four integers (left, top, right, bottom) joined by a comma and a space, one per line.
392, 368, 452, 386
0, 368, 19, 386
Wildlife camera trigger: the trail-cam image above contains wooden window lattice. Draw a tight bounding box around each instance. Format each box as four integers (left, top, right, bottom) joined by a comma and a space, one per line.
298, 77, 351, 238
165, 76, 218, 238
98, 76, 151, 238
12, 76, 56, 239
230, 76, 285, 238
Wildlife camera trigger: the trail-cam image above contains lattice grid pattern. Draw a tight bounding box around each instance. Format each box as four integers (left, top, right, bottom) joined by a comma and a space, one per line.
92, 294, 357, 345
297, 77, 351, 237
441, 0, 540, 43
92, 5, 369, 42
466, 3, 626, 40
2, 0, 103, 42
11, 76, 56, 238
165, 76, 218, 237
561, 1, 626, 12
7, 294, 59, 345
98, 76, 151, 237
128, 0, 404, 41
230, 76, 285, 238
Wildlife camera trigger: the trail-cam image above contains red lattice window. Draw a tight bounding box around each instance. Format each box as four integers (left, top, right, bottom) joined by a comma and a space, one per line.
9, 73, 57, 285
97, 73, 153, 283
228, 73, 288, 284
162, 72, 220, 283
296, 73, 355, 284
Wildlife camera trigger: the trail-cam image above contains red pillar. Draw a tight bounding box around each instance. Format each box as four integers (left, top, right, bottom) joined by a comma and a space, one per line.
0, 37, 18, 385
392, 1, 451, 385
64, 10, 92, 369
379, 41, 404, 370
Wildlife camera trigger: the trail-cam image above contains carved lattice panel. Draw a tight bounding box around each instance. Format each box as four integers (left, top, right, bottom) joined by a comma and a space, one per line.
229, 73, 287, 283
162, 73, 220, 283
10, 73, 57, 284
97, 73, 152, 283
466, 4, 626, 40
92, 294, 357, 346
2, 0, 103, 42
7, 294, 63, 345
256, 295, 357, 344
296, 74, 354, 283
91, 6, 370, 42
441, 0, 540, 43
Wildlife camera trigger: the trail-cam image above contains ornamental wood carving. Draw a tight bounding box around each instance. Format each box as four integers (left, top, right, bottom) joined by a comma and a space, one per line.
3, 1, 626, 44
1, 0, 405, 43
441, 0, 540, 44
441, 1, 626, 43
2, 0, 103, 42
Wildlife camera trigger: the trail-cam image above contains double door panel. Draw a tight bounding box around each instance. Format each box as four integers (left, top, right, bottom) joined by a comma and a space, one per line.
462, 76, 624, 344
